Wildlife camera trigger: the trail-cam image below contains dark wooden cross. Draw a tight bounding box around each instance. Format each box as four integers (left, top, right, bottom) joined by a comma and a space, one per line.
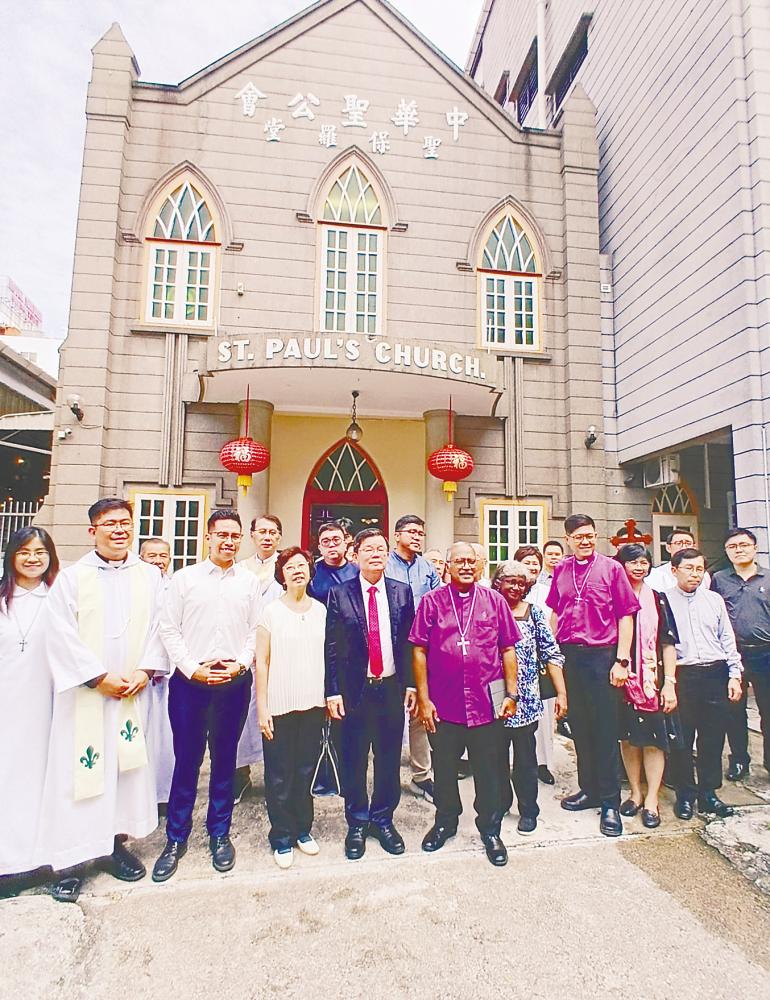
611, 518, 653, 548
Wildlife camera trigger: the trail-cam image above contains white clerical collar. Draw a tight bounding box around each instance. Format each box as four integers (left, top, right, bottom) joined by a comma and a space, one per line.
90, 550, 138, 570
13, 582, 47, 599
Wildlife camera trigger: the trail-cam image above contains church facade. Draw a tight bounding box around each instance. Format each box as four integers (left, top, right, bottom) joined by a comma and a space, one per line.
43, 0, 643, 566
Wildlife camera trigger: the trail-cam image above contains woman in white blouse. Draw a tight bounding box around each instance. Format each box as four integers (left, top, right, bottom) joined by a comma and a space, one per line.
256, 547, 327, 869
0, 526, 59, 878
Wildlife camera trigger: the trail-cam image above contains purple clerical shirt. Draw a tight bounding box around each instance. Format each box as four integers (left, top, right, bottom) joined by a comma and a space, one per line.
409, 583, 521, 727
546, 552, 640, 646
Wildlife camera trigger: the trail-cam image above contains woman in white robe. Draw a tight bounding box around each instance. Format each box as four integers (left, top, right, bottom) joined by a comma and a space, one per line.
0, 527, 59, 877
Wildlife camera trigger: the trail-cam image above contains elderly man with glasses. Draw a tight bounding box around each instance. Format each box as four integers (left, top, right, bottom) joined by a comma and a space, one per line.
546, 513, 639, 837
711, 528, 770, 781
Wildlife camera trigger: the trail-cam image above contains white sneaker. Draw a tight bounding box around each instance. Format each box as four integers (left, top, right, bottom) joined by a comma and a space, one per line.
273, 848, 294, 869
296, 835, 320, 856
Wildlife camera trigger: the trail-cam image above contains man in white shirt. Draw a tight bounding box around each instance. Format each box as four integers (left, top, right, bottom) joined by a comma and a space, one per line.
152, 510, 261, 882
647, 529, 711, 592
666, 548, 743, 821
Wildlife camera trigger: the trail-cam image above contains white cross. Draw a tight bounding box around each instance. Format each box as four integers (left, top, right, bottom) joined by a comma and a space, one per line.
457, 636, 470, 656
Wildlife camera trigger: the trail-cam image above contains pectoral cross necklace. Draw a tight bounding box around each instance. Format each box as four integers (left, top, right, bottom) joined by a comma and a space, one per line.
448, 586, 477, 657
9, 598, 44, 654
572, 555, 596, 604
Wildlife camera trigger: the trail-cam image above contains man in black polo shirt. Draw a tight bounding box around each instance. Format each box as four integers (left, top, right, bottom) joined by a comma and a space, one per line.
711, 528, 770, 779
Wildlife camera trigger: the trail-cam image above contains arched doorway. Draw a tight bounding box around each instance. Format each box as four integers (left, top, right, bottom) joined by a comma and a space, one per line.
651, 482, 699, 565
302, 439, 388, 549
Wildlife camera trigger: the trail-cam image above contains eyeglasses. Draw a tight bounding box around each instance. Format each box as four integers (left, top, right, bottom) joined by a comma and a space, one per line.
569, 532, 596, 542
725, 541, 755, 551
450, 558, 476, 567
211, 532, 242, 541
95, 519, 132, 530
669, 538, 694, 549
319, 536, 344, 546
399, 528, 425, 537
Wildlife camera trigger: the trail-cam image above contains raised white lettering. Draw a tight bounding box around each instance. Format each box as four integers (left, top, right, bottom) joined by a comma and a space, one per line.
449, 353, 463, 374
375, 342, 391, 364
465, 357, 480, 379
394, 343, 411, 366
232, 338, 249, 362
432, 350, 447, 372
413, 347, 429, 369
265, 338, 284, 360
217, 341, 232, 363
345, 339, 361, 361
303, 337, 321, 360
284, 338, 301, 360
323, 338, 338, 360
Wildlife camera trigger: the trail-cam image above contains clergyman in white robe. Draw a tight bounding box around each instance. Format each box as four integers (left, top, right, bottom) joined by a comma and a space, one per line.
35, 551, 167, 871
145, 572, 175, 803
0, 583, 53, 876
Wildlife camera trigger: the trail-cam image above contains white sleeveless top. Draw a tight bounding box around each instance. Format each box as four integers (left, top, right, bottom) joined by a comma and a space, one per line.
260, 599, 326, 716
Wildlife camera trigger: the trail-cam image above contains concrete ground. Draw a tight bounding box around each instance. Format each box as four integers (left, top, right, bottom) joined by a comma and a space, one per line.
2, 732, 769, 1000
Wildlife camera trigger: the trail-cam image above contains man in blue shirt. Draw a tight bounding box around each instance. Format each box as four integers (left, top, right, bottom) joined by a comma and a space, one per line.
385, 514, 441, 801
309, 521, 359, 605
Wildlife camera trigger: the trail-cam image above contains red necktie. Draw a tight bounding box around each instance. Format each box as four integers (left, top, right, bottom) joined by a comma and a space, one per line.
367, 585, 384, 677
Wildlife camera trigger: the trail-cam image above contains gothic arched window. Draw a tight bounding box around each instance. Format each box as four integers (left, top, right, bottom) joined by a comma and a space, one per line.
319, 165, 385, 335
479, 214, 541, 350
145, 180, 218, 326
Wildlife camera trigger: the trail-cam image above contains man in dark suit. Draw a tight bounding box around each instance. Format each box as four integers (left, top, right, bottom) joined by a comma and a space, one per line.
325, 528, 416, 860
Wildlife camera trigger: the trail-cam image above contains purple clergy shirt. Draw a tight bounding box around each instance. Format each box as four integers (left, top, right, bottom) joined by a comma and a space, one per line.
546, 552, 640, 646
409, 583, 521, 727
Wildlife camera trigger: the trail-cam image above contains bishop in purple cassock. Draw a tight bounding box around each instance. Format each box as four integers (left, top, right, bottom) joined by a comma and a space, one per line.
410, 542, 520, 867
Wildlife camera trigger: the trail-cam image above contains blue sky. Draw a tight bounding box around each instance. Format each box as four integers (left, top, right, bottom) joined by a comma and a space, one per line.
0, 0, 483, 339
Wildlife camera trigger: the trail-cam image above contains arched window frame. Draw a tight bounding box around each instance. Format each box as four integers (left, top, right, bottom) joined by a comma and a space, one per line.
317, 163, 387, 336
143, 178, 221, 328
477, 213, 542, 352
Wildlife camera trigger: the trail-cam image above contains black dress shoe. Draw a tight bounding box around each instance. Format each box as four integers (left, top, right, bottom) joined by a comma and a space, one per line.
152, 840, 188, 883
369, 822, 405, 855
619, 797, 641, 817
698, 792, 735, 818
556, 718, 573, 740
209, 834, 235, 872
600, 806, 623, 837
726, 761, 749, 781
481, 833, 508, 867
421, 823, 457, 853
51, 876, 82, 903
344, 825, 367, 860
537, 765, 555, 785
107, 842, 146, 882
641, 808, 661, 829
561, 790, 599, 812
674, 797, 694, 820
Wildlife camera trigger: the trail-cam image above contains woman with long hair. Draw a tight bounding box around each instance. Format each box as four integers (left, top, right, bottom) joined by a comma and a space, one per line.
0, 526, 59, 877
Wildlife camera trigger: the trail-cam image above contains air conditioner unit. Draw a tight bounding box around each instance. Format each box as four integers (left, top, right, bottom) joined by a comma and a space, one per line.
643, 454, 680, 489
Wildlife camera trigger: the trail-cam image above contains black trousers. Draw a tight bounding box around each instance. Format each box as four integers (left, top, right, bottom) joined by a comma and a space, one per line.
262, 707, 324, 851
429, 719, 505, 837
166, 671, 251, 842
340, 677, 404, 828
726, 648, 770, 769
562, 644, 621, 807
670, 662, 729, 798
499, 722, 539, 819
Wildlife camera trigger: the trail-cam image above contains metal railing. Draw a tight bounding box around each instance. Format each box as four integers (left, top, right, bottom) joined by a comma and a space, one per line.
0, 500, 42, 555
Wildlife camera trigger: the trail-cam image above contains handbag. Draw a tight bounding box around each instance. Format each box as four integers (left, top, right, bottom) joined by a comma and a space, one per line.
311, 718, 341, 797
538, 664, 557, 701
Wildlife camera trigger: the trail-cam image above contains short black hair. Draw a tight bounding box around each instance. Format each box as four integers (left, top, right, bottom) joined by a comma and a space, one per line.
317, 521, 345, 539
543, 539, 564, 553
513, 545, 543, 567
564, 513, 595, 534
250, 514, 282, 534
395, 514, 424, 533
725, 527, 757, 545
671, 547, 703, 569
88, 498, 133, 524
666, 527, 695, 544
208, 509, 242, 532
615, 543, 652, 566
353, 527, 387, 552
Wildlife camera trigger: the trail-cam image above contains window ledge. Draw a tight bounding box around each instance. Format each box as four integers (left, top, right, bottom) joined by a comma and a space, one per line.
480, 348, 552, 362
130, 323, 215, 337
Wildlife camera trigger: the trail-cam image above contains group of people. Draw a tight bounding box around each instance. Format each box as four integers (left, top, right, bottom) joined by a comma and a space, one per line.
1, 501, 768, 899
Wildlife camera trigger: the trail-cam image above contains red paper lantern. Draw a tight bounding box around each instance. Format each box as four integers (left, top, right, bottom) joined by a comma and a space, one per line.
428, 444, 474, 501
219, 437, 270, 495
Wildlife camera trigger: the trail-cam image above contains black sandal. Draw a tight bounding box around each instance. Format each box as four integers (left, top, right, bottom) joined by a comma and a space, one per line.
51, 876, 82, 904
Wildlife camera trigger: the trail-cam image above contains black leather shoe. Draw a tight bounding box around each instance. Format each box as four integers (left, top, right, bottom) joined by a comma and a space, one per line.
481, 833, 508, 867
698, 792, 735, 818
152, 840, 188, 883
619, 797, 641, 817
107, 842, 146, 882
421, 823, 457, 853
369, 822, 405, 855
344, 825, 367, 860
537, 765, 555, 785
209, 834, 235, 872
561, 790, 599, 812
600, 806, 623, 837
51, 876, 82, 903
674, 797, 694, 820
641, 808, 661, 829
726, 761, 749, 781
556, 718, 573, 740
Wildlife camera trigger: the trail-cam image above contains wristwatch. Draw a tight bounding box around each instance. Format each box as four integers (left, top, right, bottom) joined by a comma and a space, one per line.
614, 658, 630, 668
506, 692, 519, 703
